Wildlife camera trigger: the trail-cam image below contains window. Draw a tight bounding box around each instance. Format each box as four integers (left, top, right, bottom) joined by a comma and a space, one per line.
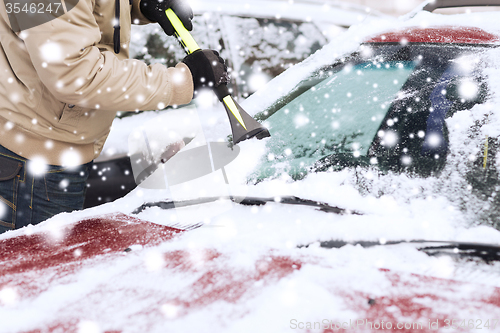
252, 44, 488, 181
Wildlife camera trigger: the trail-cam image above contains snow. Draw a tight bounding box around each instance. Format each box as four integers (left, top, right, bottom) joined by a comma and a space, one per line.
39, 42, 63, 63
60, 149, 82, 168
189, 0, 389, 30
93, 3, 500, 264
2, 6, 500, 333
244, 11, 500, 117
27, 157, 48, 177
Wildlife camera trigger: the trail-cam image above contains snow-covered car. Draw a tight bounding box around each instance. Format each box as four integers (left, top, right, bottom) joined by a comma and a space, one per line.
2, 1, 500, 332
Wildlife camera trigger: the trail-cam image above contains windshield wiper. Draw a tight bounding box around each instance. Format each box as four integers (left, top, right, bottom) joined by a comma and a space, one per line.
131, 198, 500, 262
301, 239, 500, 263
132, 195, 361, 216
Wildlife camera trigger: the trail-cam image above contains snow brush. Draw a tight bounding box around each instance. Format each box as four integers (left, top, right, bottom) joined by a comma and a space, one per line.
163, 9, 271, 144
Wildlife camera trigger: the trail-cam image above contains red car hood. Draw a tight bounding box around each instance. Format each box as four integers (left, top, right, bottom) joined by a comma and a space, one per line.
1, 213, 500, 332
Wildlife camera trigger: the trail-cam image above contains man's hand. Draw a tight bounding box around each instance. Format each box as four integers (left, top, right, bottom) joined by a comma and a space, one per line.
140, 0, 193, 35
182, 50, 230, 96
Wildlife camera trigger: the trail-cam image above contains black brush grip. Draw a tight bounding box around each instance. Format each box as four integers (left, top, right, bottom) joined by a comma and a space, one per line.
215, 85, 230, 102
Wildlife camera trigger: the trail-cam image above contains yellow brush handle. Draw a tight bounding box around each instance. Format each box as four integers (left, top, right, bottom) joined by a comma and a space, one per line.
165, 9, 200, 54
165, 9, 248, 132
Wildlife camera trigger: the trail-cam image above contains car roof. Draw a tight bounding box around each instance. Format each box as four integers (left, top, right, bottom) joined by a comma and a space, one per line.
364, 26, 500, 45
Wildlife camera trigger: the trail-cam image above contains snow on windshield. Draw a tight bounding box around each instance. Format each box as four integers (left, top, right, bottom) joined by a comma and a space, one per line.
252, 61, 416, 180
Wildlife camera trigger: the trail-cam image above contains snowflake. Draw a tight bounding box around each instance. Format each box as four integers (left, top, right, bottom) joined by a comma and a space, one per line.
27, 157, 48, 177
40, 42, 63, 63
61, 150, 82, 168
458, 79, 479, 100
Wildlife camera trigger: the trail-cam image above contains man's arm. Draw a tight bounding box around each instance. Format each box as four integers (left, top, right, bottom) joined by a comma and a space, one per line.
21, 0, 193, 111
131, 0, 154, 24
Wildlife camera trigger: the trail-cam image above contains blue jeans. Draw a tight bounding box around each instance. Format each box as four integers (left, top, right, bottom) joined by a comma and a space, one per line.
0, 145, 92, 234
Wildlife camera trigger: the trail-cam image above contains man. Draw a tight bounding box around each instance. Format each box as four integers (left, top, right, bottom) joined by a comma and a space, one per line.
0, 0, 228, 233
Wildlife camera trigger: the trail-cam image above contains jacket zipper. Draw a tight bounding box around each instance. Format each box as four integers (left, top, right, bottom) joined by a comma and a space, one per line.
113, 0, 121, 54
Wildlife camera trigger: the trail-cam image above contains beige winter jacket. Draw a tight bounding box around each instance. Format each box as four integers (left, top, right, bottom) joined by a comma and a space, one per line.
0, 0, 193, 165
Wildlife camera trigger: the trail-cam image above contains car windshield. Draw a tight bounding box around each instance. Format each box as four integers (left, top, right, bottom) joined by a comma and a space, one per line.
251, 44, 487, 181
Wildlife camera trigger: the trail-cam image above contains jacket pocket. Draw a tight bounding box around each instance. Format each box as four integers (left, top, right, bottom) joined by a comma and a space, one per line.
59, 103, 84, 127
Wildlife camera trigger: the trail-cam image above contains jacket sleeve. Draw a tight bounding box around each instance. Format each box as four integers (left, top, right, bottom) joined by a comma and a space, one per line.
130, 0, 154, 25
20, 0, 193, 111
